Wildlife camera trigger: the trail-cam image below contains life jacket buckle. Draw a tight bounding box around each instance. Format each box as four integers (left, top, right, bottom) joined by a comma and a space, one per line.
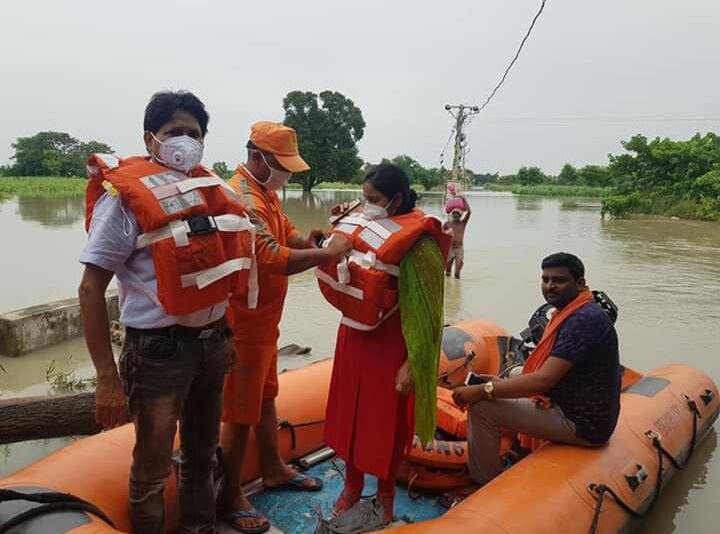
186, 215, 218, 236
361, 251, 376, 269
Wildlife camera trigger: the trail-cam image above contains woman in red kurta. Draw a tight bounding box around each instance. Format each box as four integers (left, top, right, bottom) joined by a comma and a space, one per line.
323, 164, 446, 525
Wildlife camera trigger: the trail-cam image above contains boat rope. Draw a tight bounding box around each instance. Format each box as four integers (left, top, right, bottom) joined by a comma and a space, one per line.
437, 351, 476, 386
278, 419, 325, 451
0, 488, 116, 533
585, 396, 701, 534
651, 397, 700, 471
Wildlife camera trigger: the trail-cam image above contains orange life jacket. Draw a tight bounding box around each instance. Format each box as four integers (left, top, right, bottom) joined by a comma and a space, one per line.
85, 153, 257, 316
315, 209, 445, 331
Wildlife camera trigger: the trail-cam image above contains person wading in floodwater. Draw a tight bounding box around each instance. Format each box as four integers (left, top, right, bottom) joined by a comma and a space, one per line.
442, 196, 471, 279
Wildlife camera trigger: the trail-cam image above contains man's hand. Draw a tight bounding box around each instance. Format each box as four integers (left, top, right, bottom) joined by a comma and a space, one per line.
307, 228, 327, 249
325, 234, 352, 258
396, 361, 414, 396
331, 202, 351, 216
451, 385, 485, 409
95, 373, 129, 429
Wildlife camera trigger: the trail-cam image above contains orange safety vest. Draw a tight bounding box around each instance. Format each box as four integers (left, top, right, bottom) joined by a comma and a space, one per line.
316, 209, 444, 331
85, 153, 257, 316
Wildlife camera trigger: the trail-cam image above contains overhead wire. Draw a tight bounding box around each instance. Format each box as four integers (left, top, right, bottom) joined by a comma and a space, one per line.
478, 0, 549, 112
477, 115, 720, 123
439, 126, 456, 166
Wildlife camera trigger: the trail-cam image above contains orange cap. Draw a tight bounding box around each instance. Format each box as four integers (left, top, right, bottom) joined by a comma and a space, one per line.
249, 121, 310, 173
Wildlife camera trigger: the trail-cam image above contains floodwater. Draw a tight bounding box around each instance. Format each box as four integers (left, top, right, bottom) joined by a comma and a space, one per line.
1, 191, 719, 533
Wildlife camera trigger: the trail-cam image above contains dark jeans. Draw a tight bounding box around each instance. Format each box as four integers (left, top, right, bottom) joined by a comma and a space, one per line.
119, 322, 227, 534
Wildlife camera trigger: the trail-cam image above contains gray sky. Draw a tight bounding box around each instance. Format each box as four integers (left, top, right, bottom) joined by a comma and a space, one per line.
1, 0, 718, 175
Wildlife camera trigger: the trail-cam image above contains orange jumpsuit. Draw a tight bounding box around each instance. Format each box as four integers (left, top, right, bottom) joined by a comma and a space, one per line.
222, 166, 301, 424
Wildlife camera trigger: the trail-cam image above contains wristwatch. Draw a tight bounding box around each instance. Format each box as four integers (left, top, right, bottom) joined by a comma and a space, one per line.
483, 381, 495, 400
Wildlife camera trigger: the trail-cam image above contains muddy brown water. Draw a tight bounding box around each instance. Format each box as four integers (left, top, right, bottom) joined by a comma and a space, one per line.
1, 191, 718, 533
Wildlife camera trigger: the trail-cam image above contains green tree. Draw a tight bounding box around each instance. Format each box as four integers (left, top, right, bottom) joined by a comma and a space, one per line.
212, 161, 233, 180
603, 133, 720, 220
468, 171, 499, 186
283, 90, 365, 191
577, 165, 612, 187
557, 163, 579, 185
8, 131, 112, 176
381, 155, 443, 191
516, 166, 546, 185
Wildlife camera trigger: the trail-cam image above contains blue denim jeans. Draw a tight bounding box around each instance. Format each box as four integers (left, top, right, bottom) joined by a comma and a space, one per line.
119, 322, 227, 534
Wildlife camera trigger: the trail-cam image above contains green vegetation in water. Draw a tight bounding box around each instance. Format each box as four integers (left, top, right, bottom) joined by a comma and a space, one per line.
0, 177, 86, 196
284, 181, 362, 191
485, 183, 610, 197
46, 358, 96, 394
601, 134, 720, 221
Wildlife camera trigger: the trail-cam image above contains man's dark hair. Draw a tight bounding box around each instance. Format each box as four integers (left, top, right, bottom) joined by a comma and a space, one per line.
541, 252, 585, 280
143, 91, 209, 135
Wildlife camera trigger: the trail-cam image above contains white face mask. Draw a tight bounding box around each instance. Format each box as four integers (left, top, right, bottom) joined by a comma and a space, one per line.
362, 200, 391, 220
249, 150, 292, 190
152, 134, 204, 174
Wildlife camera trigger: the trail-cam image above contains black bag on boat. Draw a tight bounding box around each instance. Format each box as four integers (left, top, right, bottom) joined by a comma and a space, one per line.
313, 497, 387, 534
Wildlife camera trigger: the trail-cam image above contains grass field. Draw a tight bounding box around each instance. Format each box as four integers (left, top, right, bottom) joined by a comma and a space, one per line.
484, 183, 610, 197
0, 177, 87, 196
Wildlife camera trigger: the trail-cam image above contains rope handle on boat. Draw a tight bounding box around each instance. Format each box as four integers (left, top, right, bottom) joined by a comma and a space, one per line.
278, 419, 325, 451
437, 351, 476, 386
0, 488, 116, 533
586, 395, 701, 534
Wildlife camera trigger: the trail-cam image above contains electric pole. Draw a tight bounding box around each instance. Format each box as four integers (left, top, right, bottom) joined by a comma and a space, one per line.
444, 104, 479, 191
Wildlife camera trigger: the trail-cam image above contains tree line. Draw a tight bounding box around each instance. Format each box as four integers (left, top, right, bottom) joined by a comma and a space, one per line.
0, 89, 492, 193
1, 91, 718, 219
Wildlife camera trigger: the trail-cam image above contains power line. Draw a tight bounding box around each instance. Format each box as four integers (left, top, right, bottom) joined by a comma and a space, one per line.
439, 126, 456, 166
479, 115, 720, 123
478, 0, 549, 112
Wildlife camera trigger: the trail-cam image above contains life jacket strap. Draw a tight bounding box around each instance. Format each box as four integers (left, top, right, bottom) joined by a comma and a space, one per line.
135, 213, 254, 249
180, 257, 253, 290
339, 303, 400, 331
346, 250, 400, 276
314, 268, 364, 300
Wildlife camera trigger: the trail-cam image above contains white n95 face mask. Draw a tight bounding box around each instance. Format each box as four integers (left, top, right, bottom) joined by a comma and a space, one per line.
152, 134, 204, 174
257, 150, 292, 191
362, 201, 390, 220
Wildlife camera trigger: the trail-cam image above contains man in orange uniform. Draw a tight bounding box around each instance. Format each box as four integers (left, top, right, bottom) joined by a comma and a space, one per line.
220, 122, 351, 533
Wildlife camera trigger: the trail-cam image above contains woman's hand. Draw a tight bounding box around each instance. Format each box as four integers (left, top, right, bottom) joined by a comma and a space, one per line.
396, 361, 414, 396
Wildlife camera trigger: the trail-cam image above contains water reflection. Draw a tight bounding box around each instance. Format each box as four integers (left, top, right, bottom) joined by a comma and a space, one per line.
514, 196, 543, 211
16, 196, 85, 227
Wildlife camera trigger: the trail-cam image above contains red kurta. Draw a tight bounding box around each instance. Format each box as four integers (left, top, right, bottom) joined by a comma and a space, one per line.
324, 312, 415, 481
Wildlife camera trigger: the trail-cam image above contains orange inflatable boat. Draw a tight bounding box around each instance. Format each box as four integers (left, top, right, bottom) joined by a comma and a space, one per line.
1, 321, 717, 534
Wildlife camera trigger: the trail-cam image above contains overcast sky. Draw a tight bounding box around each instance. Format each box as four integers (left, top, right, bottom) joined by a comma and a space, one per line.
1, 0, 718, 175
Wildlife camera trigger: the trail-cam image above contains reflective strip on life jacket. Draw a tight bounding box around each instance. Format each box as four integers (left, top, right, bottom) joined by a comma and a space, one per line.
339, 303, 400, 331
340, 214, 398, 240
181, 257, 253, 290
135, 214, 254, 249
314, 268, 364, 299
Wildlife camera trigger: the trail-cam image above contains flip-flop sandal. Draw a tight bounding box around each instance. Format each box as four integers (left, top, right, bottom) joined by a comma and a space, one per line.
226, 508, 271, 534
266, 473, 323, 492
